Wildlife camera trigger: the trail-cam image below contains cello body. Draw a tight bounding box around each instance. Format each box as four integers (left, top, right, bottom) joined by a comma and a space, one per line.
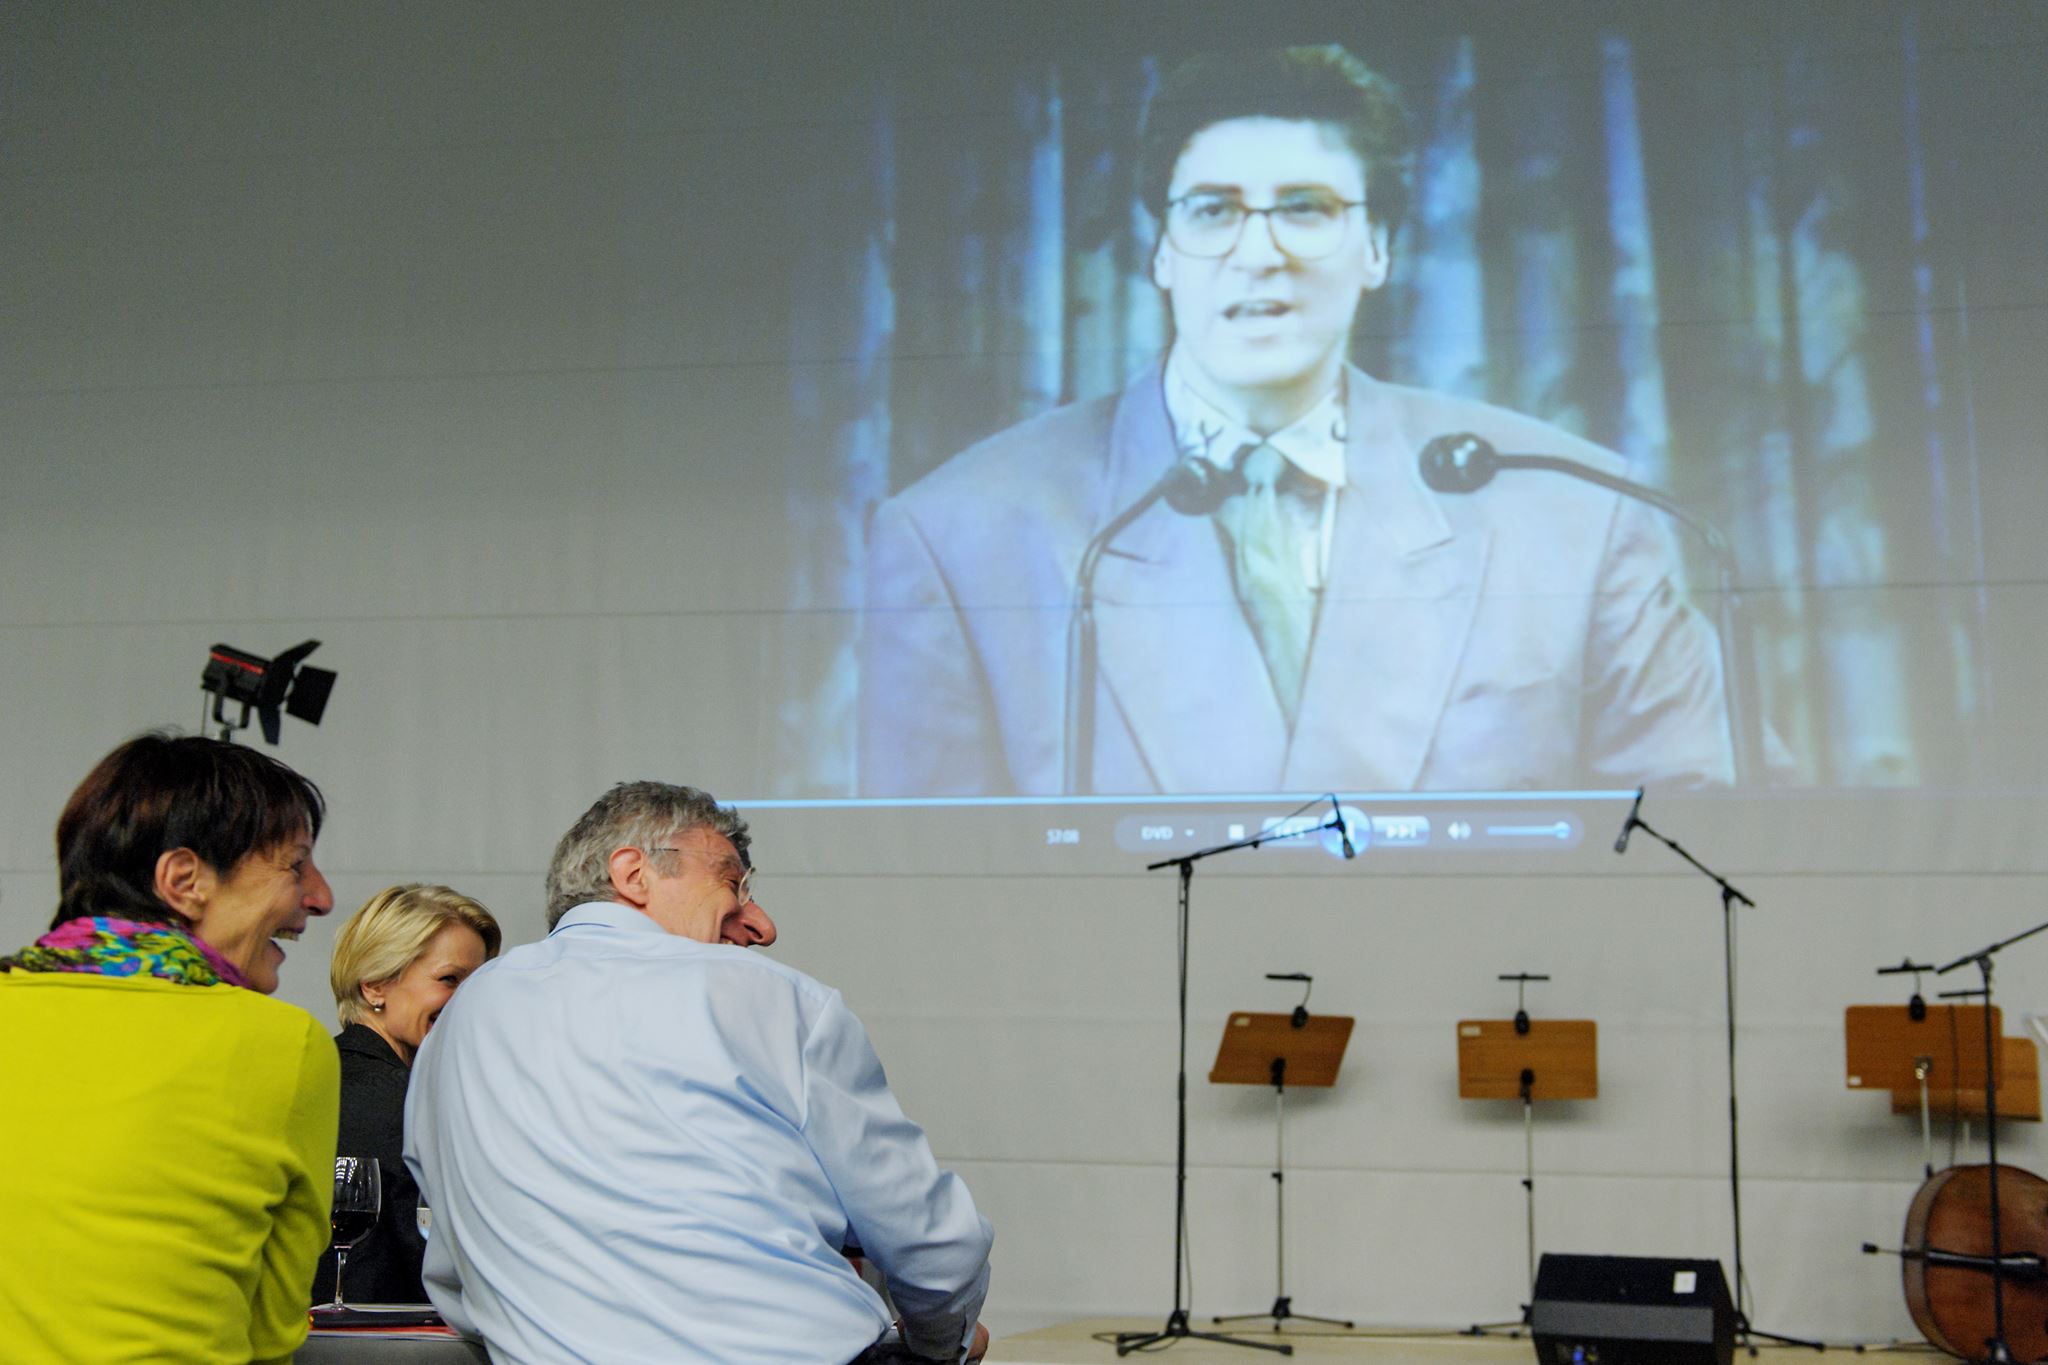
1903, 1163, 2048, 1361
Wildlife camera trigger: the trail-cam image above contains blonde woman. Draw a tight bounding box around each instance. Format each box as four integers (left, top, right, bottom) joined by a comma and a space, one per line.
312, 884, 500, 1305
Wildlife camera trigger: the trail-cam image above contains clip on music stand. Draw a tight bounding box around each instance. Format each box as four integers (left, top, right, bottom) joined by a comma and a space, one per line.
1845, 1003, 1998, 1179
1456, 977, 1597, 1337
1207, 1006, 1355, 1335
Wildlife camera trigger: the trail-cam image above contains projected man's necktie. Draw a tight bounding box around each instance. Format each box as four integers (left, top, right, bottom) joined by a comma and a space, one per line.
1214, 443, 1319, 729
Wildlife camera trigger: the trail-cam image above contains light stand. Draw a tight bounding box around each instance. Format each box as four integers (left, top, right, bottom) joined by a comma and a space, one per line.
1115, 806, 1343, 1358
1931, 916, 2048, 1364
1614, 794, 1822, 1353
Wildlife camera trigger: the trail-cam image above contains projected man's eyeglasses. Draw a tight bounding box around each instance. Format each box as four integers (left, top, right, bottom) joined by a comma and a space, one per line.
1164, 189, 1368, 260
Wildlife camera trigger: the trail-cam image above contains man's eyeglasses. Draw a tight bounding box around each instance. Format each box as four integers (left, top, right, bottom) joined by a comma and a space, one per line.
646, 849, 754, 905
1164, 189, 1368, 261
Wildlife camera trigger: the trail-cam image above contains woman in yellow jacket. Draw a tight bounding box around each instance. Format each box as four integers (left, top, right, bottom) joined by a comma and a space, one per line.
0, 732, 340, 1363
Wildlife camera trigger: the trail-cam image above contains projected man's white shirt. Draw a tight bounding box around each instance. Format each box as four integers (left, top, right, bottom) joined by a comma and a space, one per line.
1151, 116, 1390, 436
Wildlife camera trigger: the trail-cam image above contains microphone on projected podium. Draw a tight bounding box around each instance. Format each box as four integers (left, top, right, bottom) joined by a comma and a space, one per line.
1418, 433, 1721, 546
1063, 457, 1245, 794
1417, 432, 1756, 787
1328, 793, 1356, 860
1614, 787, 1644, 854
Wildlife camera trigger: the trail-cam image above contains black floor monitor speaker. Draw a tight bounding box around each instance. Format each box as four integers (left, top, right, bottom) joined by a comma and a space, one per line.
1529, 1253, 1735, 1365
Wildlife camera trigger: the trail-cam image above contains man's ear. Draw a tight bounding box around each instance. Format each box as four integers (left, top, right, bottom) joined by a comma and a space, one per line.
1150, 232, 1175, 292
607, 845, 652, 909
1359, 220, 1391, 291
153, 848, 215, 922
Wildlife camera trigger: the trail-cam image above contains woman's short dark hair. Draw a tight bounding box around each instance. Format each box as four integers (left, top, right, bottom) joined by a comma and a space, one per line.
1138, 44, 1414, 237
51, 732, 327, 929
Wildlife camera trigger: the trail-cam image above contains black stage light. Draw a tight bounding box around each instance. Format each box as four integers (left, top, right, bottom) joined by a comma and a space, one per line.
200, 639, 337, 744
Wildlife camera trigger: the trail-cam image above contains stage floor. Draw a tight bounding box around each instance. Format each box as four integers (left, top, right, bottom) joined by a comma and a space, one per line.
985, 1317, 1942, 1362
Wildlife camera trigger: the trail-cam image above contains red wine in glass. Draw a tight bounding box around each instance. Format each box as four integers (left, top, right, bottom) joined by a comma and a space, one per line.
328, 1156, 382, 1310
331, 1207, 377, 1247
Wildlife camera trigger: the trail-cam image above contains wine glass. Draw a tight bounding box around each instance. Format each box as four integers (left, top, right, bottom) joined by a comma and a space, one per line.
329, 1156, 382, 1309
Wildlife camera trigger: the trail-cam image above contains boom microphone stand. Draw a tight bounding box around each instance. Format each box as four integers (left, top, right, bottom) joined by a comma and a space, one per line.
1931, 916, 2048, 1364
1115, 801, 1346, 1358
1613, 791, 1821, 1353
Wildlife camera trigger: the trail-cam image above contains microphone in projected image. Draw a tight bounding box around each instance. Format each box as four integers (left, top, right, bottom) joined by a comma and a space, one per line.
1063, 456, 1243, 793
1418, 432, 1757, 786
1160, 455, 1245, 518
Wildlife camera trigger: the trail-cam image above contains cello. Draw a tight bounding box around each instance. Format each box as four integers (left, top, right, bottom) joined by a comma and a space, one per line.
1898, 1163, 2048, 1361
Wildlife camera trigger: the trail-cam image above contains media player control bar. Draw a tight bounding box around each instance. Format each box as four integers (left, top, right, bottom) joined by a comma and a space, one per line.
1111, 810, 1584, 857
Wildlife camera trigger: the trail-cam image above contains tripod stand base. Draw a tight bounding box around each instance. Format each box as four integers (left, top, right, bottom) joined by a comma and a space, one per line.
1115, 1309, 1294, 1356
1461, 1307, 1529, 1339
1735, 1309, 1823, 1353
1213, 1296, 1353, 1332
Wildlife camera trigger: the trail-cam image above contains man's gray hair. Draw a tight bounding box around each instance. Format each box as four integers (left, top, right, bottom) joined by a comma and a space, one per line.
544, 781, 751, 929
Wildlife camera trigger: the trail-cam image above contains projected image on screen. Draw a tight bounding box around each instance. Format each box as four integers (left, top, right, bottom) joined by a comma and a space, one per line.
861, 45, 1731, 799
752, 10, 2039, 806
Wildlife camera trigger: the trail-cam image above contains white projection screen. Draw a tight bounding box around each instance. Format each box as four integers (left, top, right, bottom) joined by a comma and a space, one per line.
3, 0, 2047, 1341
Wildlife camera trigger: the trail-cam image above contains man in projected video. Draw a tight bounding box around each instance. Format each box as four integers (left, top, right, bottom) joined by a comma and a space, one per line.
861, 44, 1732, 797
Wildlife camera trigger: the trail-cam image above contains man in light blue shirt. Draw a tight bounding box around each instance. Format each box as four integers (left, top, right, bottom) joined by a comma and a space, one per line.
405, 781, 993, 1363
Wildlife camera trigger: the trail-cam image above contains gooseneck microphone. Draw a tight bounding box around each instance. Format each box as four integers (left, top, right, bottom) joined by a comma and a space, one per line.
1614, 786, 1644, 854
1418, 432, 1753, 787
1063, 456, 1244, 793
1329, 793, 1356, 860
1418, 432, 1503, 493
1419, 434, 1725, 552
1160, 457, 1245, 518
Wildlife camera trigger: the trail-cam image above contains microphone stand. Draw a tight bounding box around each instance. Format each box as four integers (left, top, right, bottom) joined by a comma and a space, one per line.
1063, 458, 1237, 794
1064, 484, 1168, 795
1933, 916, 2048, 1364
1115, 808, 1345, 1358
1422, 438, 1757, 784
1506, 457, 1753, 787
1614, 800, 1821, 1353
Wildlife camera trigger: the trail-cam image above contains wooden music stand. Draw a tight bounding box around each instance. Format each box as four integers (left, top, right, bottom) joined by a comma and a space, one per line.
1208, 1010, 1354, 1334
1210, 1011, 1351, 1087
1846, 1004, 1999, 1177
1457, 1016, 1597, 1316
1845, 1003, 1998, 1091
1889, 1035, 2041, 1122
1457, 1020, 1599, 1102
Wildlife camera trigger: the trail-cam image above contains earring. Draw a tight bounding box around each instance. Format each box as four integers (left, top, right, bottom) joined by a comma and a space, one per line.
370, 1001, 385, 1012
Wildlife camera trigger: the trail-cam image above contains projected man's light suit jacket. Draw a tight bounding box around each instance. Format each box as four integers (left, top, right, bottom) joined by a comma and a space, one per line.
858, 366, 1733, 797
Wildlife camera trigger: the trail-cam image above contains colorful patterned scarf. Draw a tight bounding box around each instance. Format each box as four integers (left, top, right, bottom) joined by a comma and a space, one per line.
0, 916, 248, 988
